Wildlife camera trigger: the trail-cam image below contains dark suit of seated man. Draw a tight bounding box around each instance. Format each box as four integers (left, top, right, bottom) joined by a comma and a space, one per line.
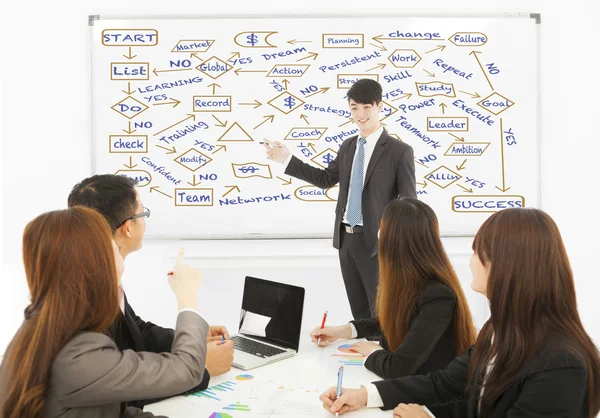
68, 174, 234, 411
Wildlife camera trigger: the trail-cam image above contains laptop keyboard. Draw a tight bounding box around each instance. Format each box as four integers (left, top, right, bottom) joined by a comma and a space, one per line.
232, 335, 286, 358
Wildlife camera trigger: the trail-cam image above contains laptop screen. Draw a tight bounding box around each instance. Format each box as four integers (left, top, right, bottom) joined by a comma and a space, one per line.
238, 276, 305, 351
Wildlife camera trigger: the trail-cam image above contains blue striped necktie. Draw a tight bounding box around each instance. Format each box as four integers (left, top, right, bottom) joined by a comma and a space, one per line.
346, 137, 367, 227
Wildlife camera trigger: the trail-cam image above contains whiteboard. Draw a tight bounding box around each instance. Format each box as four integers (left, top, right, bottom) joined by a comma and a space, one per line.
90, 14, 541, 238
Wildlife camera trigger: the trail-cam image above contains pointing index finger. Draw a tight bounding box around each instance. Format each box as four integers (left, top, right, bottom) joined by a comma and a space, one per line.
176, 247, 185, 264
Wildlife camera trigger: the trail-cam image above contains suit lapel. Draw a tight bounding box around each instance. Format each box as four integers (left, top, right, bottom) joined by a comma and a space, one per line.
123, 295, 145, 351
363, 129, 389, 188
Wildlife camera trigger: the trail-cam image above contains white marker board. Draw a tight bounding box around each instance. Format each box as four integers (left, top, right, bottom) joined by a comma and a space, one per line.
90, 13, 541, 238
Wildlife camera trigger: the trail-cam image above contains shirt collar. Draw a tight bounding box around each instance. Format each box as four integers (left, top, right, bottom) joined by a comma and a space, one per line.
362, 125, 384, 144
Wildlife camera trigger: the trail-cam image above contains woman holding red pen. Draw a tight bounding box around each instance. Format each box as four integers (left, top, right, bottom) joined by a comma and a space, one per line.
310, 198, 476, 418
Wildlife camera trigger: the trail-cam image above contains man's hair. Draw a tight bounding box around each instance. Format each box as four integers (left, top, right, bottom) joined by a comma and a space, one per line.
347, 78, 383, 105
67, 174, 138, 233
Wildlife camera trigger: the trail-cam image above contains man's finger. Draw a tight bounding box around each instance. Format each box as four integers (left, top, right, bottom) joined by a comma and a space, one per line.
176, 247, 185, 264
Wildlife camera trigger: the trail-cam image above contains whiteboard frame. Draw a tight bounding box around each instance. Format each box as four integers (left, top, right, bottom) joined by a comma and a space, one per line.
89, 13, 542, 239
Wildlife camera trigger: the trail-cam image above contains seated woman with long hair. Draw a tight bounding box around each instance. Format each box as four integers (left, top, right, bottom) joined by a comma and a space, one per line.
311, 197, 477, 418
0, 206, 208, 418
320, 207, 600, 418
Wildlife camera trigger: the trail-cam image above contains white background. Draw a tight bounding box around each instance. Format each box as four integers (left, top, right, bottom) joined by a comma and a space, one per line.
1, 1, 599, 370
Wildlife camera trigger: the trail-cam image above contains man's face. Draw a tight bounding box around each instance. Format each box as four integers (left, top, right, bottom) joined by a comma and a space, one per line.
129, 192, 146, 252
349, 98, 382, 135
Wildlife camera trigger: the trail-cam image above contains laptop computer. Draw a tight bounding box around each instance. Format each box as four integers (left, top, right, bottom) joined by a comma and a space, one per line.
231, 276, 305, 370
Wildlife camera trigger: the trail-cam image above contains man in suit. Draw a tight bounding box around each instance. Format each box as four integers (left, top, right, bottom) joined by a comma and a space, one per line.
67, 174, 234, 409
264, 79, 417, 319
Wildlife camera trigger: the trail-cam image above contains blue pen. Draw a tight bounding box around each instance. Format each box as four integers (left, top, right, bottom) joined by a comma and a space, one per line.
335, 365, 344, 417
221, 335, 225, 344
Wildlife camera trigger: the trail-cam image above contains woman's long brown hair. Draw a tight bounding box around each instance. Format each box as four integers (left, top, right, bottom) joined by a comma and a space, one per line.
376, 198, 476, 354
468, 208, 600, 417
1, 206, 120, 418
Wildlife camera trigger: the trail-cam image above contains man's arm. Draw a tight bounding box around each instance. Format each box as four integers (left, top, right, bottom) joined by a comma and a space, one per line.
396, 145, 417, 198
285, 154, 340, 189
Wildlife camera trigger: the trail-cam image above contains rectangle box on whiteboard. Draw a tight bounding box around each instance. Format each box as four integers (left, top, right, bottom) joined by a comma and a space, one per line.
337, 74, 379, 89
109, 135, 149, 153
322, 34, 365, 48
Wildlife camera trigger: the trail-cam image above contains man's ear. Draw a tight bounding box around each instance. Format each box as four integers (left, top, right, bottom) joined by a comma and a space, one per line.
115, 221, 133, 239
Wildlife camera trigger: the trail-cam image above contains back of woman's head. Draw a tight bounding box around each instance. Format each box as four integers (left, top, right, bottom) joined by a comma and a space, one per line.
470, 207, 600, 417
377, 198, 475, 353
1, 206, 120, 418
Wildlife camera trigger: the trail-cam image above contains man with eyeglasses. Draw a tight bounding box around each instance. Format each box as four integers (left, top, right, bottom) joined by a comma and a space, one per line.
67, 174, 234, 411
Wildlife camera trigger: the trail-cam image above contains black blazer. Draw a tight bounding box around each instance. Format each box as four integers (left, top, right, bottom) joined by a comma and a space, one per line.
285, 129, 416, 256
352, 280, 465, 418
113, 295, 210, 409
373, 335, 591, 418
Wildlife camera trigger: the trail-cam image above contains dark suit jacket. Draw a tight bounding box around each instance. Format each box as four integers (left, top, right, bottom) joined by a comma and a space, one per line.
352, 280, 465, 418
285, 129, 416, 256
113, 295, 210, 409
373, 335, 591, 418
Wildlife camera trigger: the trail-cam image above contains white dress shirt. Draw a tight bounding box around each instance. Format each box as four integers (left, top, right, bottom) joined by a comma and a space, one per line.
283, 126, 384, 226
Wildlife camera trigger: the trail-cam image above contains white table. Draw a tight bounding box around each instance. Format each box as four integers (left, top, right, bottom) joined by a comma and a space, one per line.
145, 338, 390, 418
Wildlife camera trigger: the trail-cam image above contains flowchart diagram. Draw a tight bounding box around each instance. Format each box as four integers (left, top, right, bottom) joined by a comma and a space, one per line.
92, 17, 539, 237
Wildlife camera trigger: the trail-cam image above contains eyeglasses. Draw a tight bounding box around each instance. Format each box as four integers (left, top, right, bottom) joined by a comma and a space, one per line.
117, 207, 150, 228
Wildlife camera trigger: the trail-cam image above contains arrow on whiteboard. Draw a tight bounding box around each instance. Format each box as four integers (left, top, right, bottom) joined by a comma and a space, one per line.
306, 87, 330, 98
190, 53, 203, 62
153, 67, 193, 77
122, 82, 136, 95
123, 47, 137, 60
122, 121, 137, 134
366, 63, 386, 72
459, 90, 481, 99
338, 118, 354, 127
300, 114, 310, 125
226, 52, 240, 62
391, 93, 412, 102
416, 181, 428, 188
155, 145, 177, 154
439, 103, 447, 114
234, 68, 268, 75
254, 115, 275, 130
307, 143, 317, 154
187, 175, 201, 186
239, 100, 262, 109
287, 39, 311, 45
153, 114, 196, 137
208, 83, 221, 95
222, 185, 240, 197
456, 184, 473, 193
212, 145, 227, 154
153, 98, 181, 108
449, 133, 465, 142
495, 118, 511, 192
123, 156, 137, 169
425, 45, 447, 54
423, 69, 435, 78
150, 186, 172, 199
276, 176, 292, 185
469, 51, 494, 91
212, 114, 227, 128
456, 159, 467, 171
296, 52, 319, 62
369, 42, 387, 52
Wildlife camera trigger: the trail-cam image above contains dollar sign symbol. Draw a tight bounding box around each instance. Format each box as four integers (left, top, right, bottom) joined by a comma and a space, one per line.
239, 166, 258, 174
323, 154, 334, 164
284, 96, 296, 109
246, 33, 258, 46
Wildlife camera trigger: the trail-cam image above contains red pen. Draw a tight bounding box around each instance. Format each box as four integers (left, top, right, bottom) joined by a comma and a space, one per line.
167, 271, 173, 276
317, 310, 328, 346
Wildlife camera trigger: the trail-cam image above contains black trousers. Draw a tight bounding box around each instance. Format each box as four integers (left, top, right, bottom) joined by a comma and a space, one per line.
338, 227, 379, 320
